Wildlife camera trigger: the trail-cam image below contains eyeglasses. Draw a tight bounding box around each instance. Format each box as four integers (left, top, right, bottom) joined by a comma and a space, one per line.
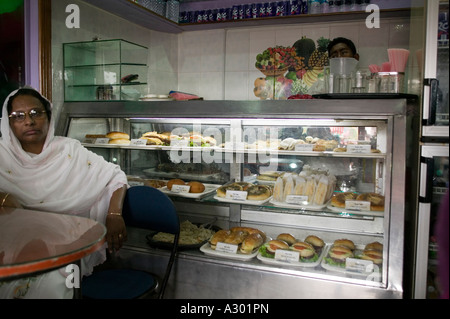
8, 109, 47, 122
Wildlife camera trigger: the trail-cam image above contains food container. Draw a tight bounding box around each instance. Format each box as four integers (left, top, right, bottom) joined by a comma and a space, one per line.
329, 57, 359, 75
376, 72, 405, 93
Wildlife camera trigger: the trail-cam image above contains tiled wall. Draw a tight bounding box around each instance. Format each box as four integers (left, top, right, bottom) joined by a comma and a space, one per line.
51, 0, 414, 115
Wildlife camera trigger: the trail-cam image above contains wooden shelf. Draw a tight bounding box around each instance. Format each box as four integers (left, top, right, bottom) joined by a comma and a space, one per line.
83, 0, 411, 34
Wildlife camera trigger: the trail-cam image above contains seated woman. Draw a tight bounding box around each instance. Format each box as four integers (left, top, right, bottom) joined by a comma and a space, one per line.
0, 87, 128, 298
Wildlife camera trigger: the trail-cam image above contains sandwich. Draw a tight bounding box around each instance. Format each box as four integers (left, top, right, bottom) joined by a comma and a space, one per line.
290, 242, 317, 262
259, 239, 289, 258
326, 245, 354, 267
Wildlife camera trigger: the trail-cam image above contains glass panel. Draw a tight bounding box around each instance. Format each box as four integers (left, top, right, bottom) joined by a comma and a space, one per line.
436, 2, 449, 125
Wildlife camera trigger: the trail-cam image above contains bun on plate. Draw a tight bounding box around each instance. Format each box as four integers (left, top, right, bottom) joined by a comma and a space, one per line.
276, 233, 296, 245
328, 245, 354, 264
331, 192, 358, 208
106, 131, 130, 140
187, 181, 205, 193
108, 138, 130, 145
365, 241, 383, 252
209, 230, 231, 249
361, 249, 383, 265
230, 227, 266, 241
246, 185, 272, 201
167, 179, 185, 190
223, 230, 249, 245
266, 239, 289, 254
240, 233, 264, 254
305, 235, 325, 252
290, 242, 316, 259
333, 239, 355, 251
356, 193, 385, 211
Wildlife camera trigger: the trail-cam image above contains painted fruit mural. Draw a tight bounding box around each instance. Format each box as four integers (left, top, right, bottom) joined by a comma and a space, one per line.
254, 36, 330, 100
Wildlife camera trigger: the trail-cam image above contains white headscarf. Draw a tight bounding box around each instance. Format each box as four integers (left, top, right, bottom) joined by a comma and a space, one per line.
0, 88, 128, 275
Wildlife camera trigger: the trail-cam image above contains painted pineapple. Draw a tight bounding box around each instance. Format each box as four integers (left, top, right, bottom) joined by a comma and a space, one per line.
308, 37, 330, 69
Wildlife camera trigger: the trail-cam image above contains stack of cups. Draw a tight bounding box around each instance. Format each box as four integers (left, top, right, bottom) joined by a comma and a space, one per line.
326, 58, 359, 93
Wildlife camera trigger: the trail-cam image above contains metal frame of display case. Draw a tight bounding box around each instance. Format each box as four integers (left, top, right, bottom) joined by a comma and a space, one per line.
57, 97, 419, 298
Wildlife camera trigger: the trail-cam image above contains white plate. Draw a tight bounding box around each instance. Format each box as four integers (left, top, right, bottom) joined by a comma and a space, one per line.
159, 184, 221, 199
199, 243, 259, 261
326, 204, 384, 215
213, 195, 272, 206
256, 245, 327, 268
320, 245, 382, 280
269, 199, 331, 211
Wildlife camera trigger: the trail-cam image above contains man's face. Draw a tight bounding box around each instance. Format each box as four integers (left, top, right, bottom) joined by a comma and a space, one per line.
329, 43, 359, 60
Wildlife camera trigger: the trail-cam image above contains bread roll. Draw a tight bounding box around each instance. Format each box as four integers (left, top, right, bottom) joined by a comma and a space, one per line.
209, 230, 231, 249
167, 179, 185, 190
365, 241, 383, 251
224, 230, 249, 245
247, 185, 272, 201
187, 181, 205, 193
277, 233, 296, 245
356, 193, 385, 211
331, 192, 358, 208
106, 131, 130, 140
240, 233, 264, 254
305, 235, 325, 252
361, 249, 383, 265
230, 227, 266, 241
334, 238, 355, 250
108, 138, 130, 145
141, 137, 163, 145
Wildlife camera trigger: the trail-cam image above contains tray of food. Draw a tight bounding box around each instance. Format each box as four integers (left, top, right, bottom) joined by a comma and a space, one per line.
257, 233, 326, 267
213, 182, 273, 205
146, 220, 219, 251
328, 192, 385, 214
158, 179, 221, 199
200, 226, 266, 261
321, 239, 383, 280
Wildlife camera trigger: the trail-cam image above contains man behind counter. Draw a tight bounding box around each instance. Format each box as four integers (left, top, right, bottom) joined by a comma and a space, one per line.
327, 37, 360, 61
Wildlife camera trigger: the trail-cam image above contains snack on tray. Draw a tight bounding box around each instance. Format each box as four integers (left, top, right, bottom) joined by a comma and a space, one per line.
152, 220, 216, 246
106, 131, 130, 145
276, 233, 296, 245
209, 226, 266, 254
216, 182, 271, 201
356, 193, 385, 211
330, 192, 358, 208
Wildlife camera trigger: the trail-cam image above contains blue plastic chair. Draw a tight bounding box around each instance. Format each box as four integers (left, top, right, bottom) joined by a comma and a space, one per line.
81, 186, 180, 299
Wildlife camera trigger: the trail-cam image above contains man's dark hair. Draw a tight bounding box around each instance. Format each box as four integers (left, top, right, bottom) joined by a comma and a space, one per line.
327, 37, 358, 55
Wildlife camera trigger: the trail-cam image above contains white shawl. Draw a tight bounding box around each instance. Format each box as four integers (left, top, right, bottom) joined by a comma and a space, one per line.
0, 88, 128, 275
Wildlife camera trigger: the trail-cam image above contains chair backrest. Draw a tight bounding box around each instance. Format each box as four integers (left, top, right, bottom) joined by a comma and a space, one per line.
122, 186, 180, 234
121, 186, 180, 299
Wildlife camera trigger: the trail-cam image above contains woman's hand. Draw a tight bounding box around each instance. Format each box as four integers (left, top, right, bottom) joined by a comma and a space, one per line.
105, 214, 127, 253
0, 193, 23, 208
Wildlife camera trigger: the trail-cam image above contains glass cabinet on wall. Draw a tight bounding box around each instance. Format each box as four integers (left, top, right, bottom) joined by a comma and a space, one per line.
57, 97, 419, 298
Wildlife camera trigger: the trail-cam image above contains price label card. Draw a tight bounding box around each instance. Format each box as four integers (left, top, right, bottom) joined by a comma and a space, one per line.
225, 190, 248, 201
171, 184, 191, 193
216, 242, 238, 254
275, 249, 299, 263
346, 257, 374, 273
131, 138, 147, 146
285, 195, 309, 205
294, 144, 314, 152
345, 200, 371, 211
84, 138, 96, 144
347, 144, 371, 153
170, 139, 189, 148
94, 138, 110, 145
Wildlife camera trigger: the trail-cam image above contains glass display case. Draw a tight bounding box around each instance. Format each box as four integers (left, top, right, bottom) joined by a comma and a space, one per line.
57, 97, 419, 298
63, 39, 148, 101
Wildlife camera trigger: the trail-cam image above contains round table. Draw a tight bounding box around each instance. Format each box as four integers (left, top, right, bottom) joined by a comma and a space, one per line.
0, 207, 106, 280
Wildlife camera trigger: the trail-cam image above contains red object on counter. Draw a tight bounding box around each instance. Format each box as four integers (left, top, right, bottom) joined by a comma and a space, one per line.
287, 94, 315, 99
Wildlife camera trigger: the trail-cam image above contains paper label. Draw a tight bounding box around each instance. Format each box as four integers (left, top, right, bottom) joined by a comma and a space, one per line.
225, 190, 248, 201
216, 242, 238, 254
131, 138, 147, 146
347, 144, 371, 153
84, 138, 96, 144
294, 144, 314, 152
345, 200, 371, 211
171, 184, 191, 193
94, 138, 110, 145
275, 249, 299, 263
346, 257, 374, 273
285, 195, 309, 205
